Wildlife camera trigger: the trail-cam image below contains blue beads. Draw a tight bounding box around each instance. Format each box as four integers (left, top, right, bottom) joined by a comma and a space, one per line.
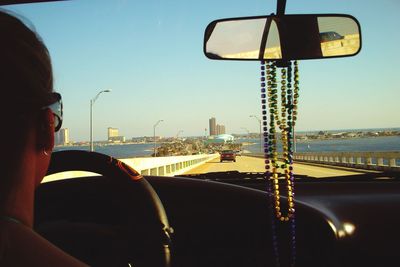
260, 61, 297, 267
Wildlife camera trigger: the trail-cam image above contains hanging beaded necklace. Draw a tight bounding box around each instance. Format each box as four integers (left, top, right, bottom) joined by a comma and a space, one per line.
261, 59, 299, 267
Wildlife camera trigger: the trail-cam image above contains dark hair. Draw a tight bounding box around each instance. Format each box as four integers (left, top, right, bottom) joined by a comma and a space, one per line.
0, 9, 54, 110
0, 9, 54, 187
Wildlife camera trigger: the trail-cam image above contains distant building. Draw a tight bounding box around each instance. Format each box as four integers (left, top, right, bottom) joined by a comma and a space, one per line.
108, 127, 125, 143
108, 127, 119, 139
131, 137, 146, 143
109, 136, 126, 143
209, 117, 216, 136
216, 124, 226, 135
209, 117, 226, 136
55, 128, 69, 146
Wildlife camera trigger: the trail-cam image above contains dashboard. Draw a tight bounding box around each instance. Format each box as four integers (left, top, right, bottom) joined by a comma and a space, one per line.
34, 172, 400, 267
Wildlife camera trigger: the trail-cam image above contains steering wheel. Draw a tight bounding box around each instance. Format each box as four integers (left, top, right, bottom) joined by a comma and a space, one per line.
35, 150, 173, 267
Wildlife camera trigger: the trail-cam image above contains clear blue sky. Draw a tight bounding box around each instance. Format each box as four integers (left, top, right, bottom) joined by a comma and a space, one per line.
4, 0, 400, 142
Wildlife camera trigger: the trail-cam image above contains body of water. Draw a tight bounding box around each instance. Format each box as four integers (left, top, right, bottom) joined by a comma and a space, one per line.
296, 127, 400, 135
243, 136, 400, 154
54, 136, 400, 159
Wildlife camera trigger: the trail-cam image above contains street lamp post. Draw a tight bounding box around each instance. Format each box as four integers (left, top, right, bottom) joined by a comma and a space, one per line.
90, 89, 111, 152
250, 115, 262, 153
153, 120, 163, 157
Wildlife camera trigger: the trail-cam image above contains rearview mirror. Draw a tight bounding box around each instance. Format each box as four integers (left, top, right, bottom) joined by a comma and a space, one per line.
204, 14, 361, 61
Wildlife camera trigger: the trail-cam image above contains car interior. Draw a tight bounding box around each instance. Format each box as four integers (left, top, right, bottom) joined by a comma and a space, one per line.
1, 0, 399, 266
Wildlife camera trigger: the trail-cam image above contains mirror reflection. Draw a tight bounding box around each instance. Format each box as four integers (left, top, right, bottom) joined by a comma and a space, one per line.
204, 15, 361, 60
318, 17, 360, 57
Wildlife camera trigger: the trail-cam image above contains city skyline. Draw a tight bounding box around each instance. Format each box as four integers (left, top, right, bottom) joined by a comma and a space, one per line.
55, 126, 400, 145
209, 117, 226, 136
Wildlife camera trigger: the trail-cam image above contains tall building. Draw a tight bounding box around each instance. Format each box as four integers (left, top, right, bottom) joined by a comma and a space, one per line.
209, 117, 216, 136
55, 128, 69, 146
108, 127, 125, 143
108, 127, 119, 140
217, 124, 226, 135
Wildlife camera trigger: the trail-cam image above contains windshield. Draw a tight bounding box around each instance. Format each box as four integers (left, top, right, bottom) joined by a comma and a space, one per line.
5, 0, 399, 180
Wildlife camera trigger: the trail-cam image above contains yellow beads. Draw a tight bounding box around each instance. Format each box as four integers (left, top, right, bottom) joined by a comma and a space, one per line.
266, 60, 298, 222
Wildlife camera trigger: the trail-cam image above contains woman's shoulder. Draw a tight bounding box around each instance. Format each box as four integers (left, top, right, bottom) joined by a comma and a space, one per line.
0, 220, 89, 267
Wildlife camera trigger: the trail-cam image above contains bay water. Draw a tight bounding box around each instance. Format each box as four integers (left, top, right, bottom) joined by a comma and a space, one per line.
55, 136, 400, 159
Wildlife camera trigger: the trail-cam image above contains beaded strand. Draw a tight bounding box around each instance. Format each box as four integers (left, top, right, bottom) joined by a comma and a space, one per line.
261, 60, 300, 267
261, 61, 281, 267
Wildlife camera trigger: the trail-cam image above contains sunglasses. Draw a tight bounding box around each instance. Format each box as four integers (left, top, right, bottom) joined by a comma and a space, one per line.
44, 92, 63, 132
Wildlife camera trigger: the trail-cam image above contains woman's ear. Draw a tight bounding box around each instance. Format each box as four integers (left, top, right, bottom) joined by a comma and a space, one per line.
37, 108, 55, 153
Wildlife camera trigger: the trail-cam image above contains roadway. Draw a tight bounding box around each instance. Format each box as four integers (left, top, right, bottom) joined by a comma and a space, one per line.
184, 155, 375, 178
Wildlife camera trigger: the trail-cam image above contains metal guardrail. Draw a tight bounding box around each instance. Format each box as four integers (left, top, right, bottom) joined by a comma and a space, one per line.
245, 152, 400, 172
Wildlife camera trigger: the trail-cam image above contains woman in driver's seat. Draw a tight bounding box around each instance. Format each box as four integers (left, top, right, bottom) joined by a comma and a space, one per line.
0, 10, 87, 266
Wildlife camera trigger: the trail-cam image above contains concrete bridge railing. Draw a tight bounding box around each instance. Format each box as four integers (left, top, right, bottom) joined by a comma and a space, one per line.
293, 151, 400, 172
245, 151, 400, 172
43, 153, 219, 182
120, 153, 219, 176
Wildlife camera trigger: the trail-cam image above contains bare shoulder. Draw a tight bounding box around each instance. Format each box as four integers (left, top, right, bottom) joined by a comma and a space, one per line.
0, 220, 89, 267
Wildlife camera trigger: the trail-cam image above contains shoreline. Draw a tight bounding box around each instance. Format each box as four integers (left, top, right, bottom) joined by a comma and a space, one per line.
296, 135, 399, 143
55, 135, 400, 149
